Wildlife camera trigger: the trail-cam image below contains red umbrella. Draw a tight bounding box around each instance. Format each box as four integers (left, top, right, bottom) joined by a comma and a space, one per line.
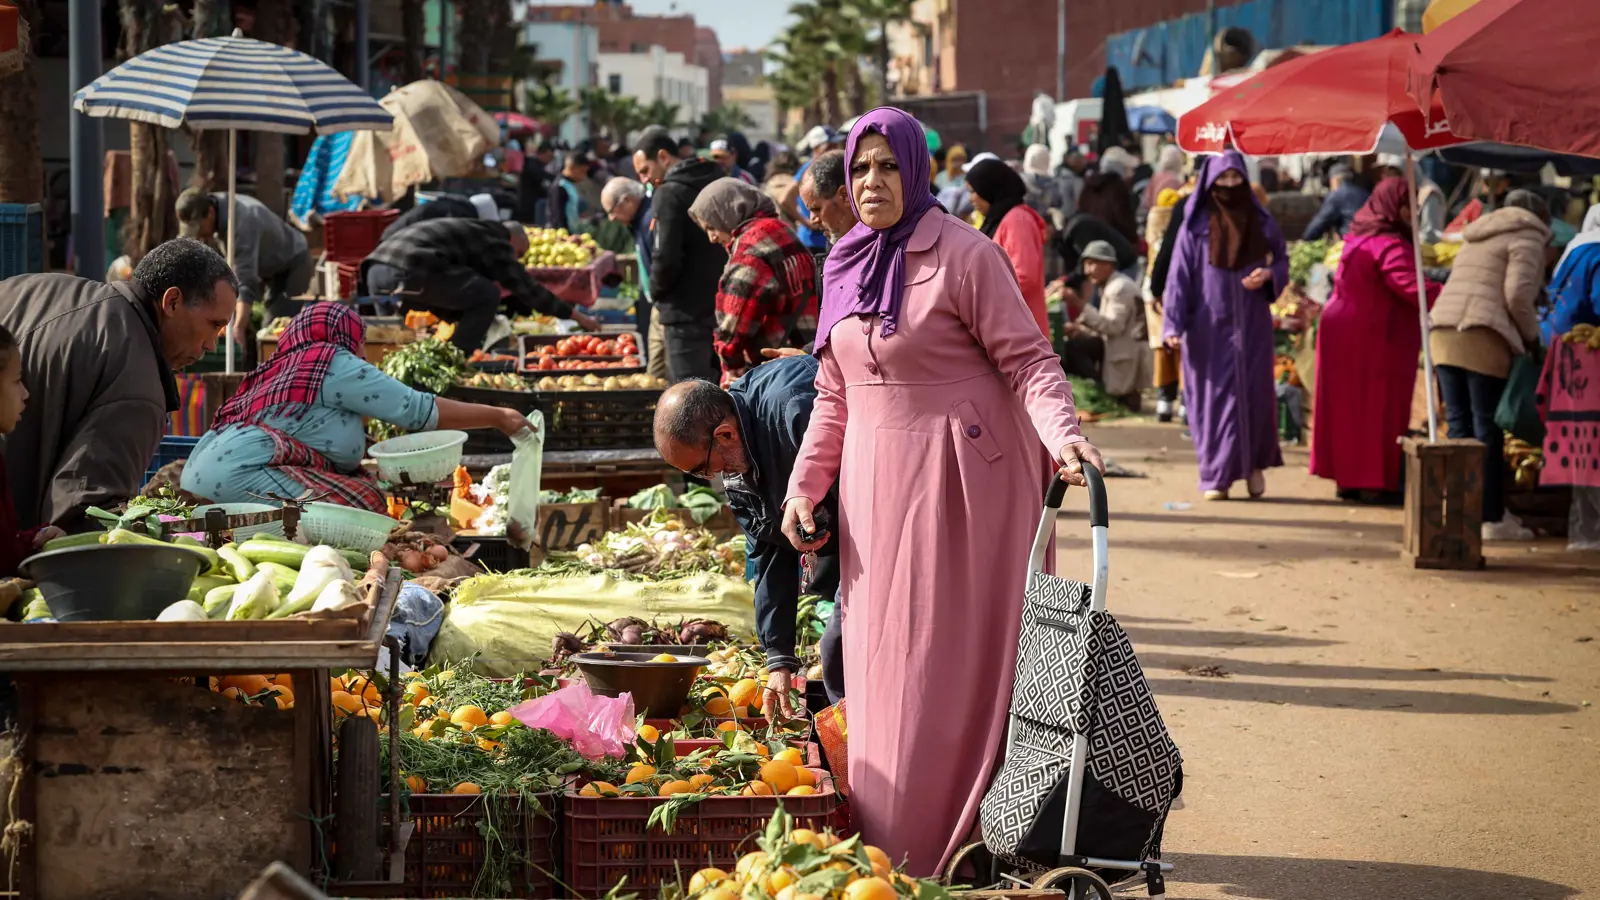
1408, 0, 1600, 158
1177, 30, 1461, 156
494, 111, 546, 137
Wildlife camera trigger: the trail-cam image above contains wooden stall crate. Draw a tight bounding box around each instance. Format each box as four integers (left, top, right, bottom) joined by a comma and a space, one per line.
1401, 437, 1485, 569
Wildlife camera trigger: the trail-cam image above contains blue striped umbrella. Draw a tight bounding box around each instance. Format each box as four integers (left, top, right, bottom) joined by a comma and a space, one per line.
73, 30, 391, 371
72, 31, 392, 134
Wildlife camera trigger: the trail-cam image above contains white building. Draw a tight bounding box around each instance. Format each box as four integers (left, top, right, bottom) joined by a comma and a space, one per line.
523, 19, 600, 145
597, 45, 710, 129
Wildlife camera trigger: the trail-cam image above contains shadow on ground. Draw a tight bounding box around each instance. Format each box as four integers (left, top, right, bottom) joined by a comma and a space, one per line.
1137, 651, 1553, 684
1147, 677, 1579, 715
1116, 511, 1404, 541
1165, 852, 1581, 900
1122, 626, 1340, 650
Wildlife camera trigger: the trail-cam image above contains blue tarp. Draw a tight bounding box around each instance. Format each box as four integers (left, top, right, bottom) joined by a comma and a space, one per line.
1106, 0, 1393, 92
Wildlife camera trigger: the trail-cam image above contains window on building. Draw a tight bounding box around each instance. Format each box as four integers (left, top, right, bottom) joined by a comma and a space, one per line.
631, 42, 646, 53
608, 74, 623, 93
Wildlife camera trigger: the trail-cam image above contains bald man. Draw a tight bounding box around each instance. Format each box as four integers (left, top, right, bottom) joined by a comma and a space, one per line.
653, 358, 842, 714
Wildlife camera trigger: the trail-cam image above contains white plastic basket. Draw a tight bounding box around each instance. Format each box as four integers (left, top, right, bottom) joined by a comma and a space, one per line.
299, 502, 398, 553
368, 430, 468, 485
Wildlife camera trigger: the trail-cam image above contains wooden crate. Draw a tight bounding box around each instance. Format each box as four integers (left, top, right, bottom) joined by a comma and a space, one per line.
1401, 437, 1485, 569
610, 501, 740, 539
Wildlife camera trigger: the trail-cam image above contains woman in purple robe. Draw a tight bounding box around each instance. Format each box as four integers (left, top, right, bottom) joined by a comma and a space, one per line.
1162, 150, 1287, 499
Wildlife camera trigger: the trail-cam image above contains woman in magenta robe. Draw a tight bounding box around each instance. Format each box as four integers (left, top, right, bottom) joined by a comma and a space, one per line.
1310, 177, 1443, 501
1162, 150, 1288, 499
779, 107, 1103, 875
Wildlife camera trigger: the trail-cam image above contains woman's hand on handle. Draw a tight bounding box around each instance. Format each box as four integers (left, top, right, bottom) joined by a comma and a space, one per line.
1058, 441, 1104, 487
781, 498, 829, 552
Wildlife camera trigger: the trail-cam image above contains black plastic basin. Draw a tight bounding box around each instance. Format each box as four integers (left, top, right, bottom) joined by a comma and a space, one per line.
20, 544, 207, 622
571, 651, 709, 718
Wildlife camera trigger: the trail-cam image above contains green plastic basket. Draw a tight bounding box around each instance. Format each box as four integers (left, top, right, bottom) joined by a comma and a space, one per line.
368, 430, 468, 485
300, 502, 398, 553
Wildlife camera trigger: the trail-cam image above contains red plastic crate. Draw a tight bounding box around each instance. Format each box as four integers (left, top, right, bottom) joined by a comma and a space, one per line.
325, 209, 399, 264
341, 793, 560, 899
563, 789, 840, 895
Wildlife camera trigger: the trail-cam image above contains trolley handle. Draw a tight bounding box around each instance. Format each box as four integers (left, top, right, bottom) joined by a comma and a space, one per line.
1043, 465, 1109, 528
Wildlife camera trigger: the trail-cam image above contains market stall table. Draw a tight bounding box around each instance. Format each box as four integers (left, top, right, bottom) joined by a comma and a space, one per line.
527, 251, 619, 307
0, 570, 402, 900
258, 319, 417, 368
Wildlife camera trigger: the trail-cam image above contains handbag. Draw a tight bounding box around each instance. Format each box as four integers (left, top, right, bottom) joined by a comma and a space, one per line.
1495, 348, 1546, 446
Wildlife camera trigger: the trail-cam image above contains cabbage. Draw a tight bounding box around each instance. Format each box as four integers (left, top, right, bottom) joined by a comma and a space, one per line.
225, 570, 280, 621
311, 578, 362, 613
157, 600, 207, 622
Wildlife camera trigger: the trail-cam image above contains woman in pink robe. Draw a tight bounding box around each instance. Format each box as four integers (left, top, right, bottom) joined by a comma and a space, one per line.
781, 107, 1103, 876
1310, 177, 1443, 501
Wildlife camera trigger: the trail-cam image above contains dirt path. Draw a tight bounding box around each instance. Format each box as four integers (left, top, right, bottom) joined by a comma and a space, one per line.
1054, 420, 1600, 900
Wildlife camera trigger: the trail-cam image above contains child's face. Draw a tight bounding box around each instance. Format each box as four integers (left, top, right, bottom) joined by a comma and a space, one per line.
0, 352, 28, 433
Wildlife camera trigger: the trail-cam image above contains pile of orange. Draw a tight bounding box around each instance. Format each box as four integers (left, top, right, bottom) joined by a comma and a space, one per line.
213, 673, 295, 710
684, 829, 914, 900
577, 744, 823, 798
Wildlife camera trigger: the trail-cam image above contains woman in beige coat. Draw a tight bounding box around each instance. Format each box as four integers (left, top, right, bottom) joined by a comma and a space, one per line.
1429, 189, 1550, 541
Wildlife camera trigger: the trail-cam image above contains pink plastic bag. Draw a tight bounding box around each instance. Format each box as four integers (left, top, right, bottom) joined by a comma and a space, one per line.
509, 682, 636, 760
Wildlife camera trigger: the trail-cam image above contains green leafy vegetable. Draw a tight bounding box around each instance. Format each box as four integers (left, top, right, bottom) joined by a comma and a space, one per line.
626, 484, 675, 510
380, 338, 468, 394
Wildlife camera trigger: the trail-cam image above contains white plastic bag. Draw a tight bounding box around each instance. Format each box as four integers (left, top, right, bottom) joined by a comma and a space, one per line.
507, 411, 544, 552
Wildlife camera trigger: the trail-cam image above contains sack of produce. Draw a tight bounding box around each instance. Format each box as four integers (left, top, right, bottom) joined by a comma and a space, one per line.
431, 572, 755, 677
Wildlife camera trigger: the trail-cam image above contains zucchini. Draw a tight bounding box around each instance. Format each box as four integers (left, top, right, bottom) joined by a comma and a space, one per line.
187, 574, 236, 604
202, 584, 236, 619
339, 549, 371, 570
238, 540, 310, 568
256, 562, 300, 595
217, 543, 257, 581
106, 528, 218, 572
43, 531, 108, 551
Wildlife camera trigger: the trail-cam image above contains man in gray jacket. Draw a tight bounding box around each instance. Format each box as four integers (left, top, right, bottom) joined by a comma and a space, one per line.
0, 238, 238, 530
176, 189, 312, 350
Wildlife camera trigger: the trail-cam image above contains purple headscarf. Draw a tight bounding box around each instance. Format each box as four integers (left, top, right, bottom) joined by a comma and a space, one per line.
813, 106, 944, 354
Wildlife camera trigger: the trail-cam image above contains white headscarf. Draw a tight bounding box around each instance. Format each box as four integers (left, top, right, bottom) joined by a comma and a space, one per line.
1555, 203, 1600, 273
1156, 145, 1185, 175
1023, 144, 1052, 176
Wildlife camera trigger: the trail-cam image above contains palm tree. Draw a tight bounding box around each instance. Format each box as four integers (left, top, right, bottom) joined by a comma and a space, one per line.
525, 84, 581, 134
699, 104, 756, 137
118, 0, 185, 262
0, 0, 43, 205
185, 0, 231, 192
848, 0, 916, 98
580, 87, 647, 144
641, 99, 683, 130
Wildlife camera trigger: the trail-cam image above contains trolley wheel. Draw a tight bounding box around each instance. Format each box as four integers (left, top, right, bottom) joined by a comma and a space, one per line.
944, 841, 996, 888
1033, 867, 1113, 899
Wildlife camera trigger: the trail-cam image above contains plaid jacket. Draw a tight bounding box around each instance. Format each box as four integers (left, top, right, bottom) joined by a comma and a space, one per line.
362, 218, 572, 318
713, 215, 818, 381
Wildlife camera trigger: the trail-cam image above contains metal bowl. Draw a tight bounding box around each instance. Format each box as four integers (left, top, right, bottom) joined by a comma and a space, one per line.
20, 543, 207, 622
571, 651, 709, 718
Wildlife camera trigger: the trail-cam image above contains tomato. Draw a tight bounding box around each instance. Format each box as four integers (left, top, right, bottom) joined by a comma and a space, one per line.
538, 344, 556, 356
621, 355, 641, 366
538, 357, 556, 370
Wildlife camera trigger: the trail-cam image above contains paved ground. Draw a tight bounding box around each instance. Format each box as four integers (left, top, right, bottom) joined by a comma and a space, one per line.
1054, 419, 1600, 900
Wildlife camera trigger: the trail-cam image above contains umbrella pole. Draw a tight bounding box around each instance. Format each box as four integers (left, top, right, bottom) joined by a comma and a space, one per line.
1407, 151, 1439, 443
226, 129, 237, 374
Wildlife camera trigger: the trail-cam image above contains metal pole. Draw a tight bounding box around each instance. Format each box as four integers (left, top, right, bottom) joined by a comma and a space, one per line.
1056, 0, 1066, 100
438, 0, 449, 77
1407, 152, 1439, 442
69, 0, 104, 279
225, 130, 238, 374
354, 0, 370, 92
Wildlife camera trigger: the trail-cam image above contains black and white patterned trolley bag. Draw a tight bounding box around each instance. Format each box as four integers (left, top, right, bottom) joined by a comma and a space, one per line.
980, 472, 1183, 878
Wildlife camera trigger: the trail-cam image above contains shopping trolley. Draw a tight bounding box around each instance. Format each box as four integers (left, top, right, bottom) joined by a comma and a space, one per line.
947, 467, 1184, 900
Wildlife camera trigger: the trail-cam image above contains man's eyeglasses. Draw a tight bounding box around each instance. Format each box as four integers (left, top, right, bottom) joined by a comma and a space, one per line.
688, 436, 717, 480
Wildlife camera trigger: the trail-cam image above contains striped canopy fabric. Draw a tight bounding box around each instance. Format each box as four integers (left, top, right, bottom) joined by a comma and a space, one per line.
73, 32, 392, 135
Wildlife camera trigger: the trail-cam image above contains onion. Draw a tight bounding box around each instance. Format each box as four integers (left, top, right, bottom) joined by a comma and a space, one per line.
427, 544, 449, 562
398, 549, 427, 572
